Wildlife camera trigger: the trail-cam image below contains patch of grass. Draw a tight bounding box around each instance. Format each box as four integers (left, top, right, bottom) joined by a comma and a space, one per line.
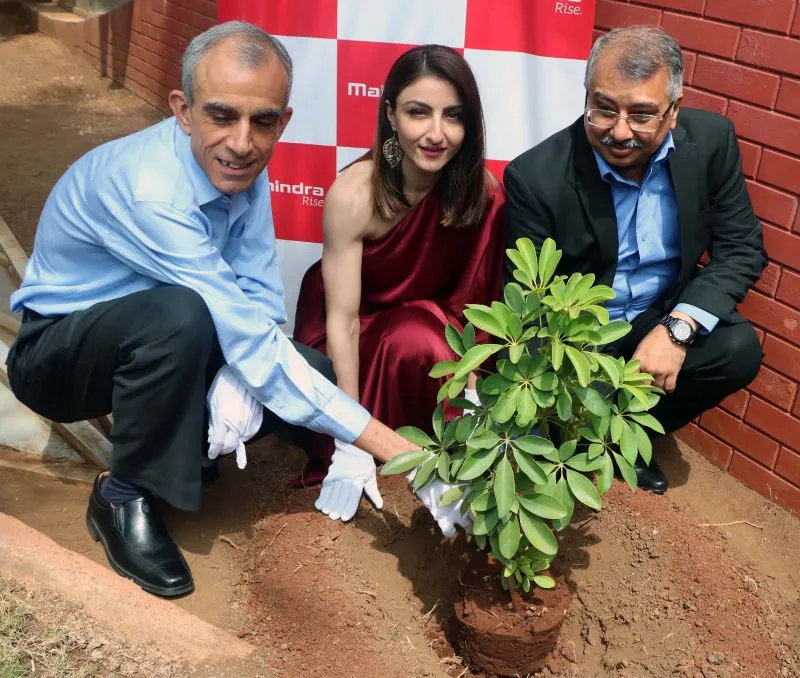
0, 584, 96, 678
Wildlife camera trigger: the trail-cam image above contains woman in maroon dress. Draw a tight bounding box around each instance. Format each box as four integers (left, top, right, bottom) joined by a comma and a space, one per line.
293, 45, 505, 498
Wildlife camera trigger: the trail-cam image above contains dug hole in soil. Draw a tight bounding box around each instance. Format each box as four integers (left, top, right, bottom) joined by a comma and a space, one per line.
1, 7, 799, 677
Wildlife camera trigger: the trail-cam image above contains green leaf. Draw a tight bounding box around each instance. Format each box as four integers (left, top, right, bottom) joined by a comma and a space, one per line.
468, 430, 500, 449
456, 415, 477, 442
538, 238, 562, 286
551, 477, 575, 532
551, 341, 565, 370
565, 452, 605, 472
413, 457, 438, 491
429, 360, 459, 379
498, 516, 522, 560
585, 304, 610, 324
447, 376, 468, 399
619, 421, 638, 465
515, 389, 537, 427
566, 469, 602, 510
491, 386, 520, 424
482, 373, 514, 395
564, 346, 591, 387
518, 492, 568, 519
457, 448, 499, 480
633, 422, 653, 465
494, 456, 516, 519
522, 578, 532, 593
532, 373, 558, 391
610, 415, 623, 443
470, 490, 496, 512
624, 384, 653, 410
594, 352, 623, 388
559, 439, 578, 461
508, 342, 524, 363
454, 344, 504, 379
575, 387, 611, 417
593, 319, 632, 345
432, 405, 445, 441
514, 435, 556, 456
628, 412, 665, 434
533, 575, 556, 589
473, 508, 499, 536
395, 426, 435, 449
613, 451, 638, 491
439, 485, 465, 506
463, 308, 506, 339
462, 323, 476, 350
557, 392, 572, 421
437, 450, 451, 482
380, 449, 432, 476
513, 448, 548, 485
444, 324, 464, 357
588, 442, 605, 459
519, 510, 558, 555
596, 452, 614, 495
504, 283, 526, 315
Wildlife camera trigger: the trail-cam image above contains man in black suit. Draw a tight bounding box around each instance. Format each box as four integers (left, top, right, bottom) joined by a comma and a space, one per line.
504, 25, 767, 493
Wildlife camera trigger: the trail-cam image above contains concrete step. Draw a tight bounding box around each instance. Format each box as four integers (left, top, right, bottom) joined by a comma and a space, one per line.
20, 0, 86, 47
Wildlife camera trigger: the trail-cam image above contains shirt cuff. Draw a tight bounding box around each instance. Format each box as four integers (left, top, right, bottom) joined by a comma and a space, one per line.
673, 303, 719, 334
316, 390, 371, 444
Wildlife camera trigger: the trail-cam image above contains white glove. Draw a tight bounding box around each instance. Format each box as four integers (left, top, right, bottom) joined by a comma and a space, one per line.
315, 440, 384, 521
409, 472, 474, 538
206, 366, 263, 470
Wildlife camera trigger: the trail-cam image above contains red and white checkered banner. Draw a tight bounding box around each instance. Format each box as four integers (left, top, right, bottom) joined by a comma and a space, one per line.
218, 0, 596, 333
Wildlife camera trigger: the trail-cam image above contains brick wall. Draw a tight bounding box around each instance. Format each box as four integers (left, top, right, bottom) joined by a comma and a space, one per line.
71, 0, 800, 515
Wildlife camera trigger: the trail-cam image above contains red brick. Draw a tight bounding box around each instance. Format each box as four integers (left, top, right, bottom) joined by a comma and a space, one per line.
662, 13, 741, 60
754, 262, 781, 296
758, 149, 800, 195
763, 333, 800, 381
676, 423, 733, 470
142, 8, 207, 43
776, 78, 800, 118
755, 327, 766, 344
746, 396, 800, 449
762, 223, 800, 272
683, 50, 697, 85
162, 2, 215, 32
682, 87, 728, 115
701, 407, 780, 467
729, 452, 800, 514
795, 393, 800, 416
746, 181, 798, 230
777, 268, 800, 305
705, 0, 796, 33
595, 0, 662, 29
631, 0, 704, 14
794, 6, 800, 37
749, 366, 798, 411
727, 101, 800, 157
166, 0, 217, 20
775, 446, 800, 487
738, 139, 762, 178
693, 56, 779, 108
738, 29, 800, 79
721, 390, 749, 418
739, 290, 800, 344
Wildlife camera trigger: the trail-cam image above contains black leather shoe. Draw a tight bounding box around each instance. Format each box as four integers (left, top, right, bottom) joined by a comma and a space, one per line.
86, 473, 194, 597
634, 457, 668, 495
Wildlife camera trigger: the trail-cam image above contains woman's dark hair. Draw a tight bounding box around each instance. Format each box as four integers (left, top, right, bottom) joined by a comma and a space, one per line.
369, 44, 489, 228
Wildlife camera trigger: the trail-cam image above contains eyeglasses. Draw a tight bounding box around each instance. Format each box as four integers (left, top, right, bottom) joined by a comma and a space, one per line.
585, 100, 676, 133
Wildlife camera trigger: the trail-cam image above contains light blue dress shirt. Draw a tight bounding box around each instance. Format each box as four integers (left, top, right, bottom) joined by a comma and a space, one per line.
593, 133, 718, 333
11, 118, 370, 443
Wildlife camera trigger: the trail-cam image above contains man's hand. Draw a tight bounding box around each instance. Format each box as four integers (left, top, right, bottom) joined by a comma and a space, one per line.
315, 440, 383, 521
207, 366, 263, 469
413, 478, 474, 537
632, 312, 696, 393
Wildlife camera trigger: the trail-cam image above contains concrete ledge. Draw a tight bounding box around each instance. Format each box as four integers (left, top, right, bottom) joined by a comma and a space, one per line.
0, 513, 254, 664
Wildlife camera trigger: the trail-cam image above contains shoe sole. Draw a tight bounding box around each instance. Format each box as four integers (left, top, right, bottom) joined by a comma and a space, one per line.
86, 513, 194, 598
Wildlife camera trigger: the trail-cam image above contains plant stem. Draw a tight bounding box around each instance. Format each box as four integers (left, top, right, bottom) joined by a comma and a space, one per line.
510, 589, 525, 613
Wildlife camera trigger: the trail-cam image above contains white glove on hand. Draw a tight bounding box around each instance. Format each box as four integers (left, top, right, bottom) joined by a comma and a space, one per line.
315, 440, 384, 521
207, 366, 263, 470
410, 472, 474, 538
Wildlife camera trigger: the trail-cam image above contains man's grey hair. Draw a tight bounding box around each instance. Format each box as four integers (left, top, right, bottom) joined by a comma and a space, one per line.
182, 20, 293, 106
585, 25, 684, 102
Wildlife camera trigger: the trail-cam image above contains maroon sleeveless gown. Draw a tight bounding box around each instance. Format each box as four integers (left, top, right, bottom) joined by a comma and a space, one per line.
292, 185, 505, 485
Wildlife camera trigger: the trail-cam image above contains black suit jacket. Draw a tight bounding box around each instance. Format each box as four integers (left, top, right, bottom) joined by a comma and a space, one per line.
504, 108, 767, 325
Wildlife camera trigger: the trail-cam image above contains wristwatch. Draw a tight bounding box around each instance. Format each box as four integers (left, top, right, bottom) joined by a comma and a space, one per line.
659, 314, 696, 346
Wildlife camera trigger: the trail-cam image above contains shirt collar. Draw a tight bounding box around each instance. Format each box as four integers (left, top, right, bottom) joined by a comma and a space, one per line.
172, 118, 259, 207
593, 131, 675, 186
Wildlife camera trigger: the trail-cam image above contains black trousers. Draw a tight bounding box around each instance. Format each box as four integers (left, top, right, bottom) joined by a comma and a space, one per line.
613, 309, 763, 434
7, 286, 336, 511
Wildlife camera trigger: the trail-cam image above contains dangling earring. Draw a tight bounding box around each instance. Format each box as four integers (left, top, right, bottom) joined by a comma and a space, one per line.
382, 131, 404, 168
